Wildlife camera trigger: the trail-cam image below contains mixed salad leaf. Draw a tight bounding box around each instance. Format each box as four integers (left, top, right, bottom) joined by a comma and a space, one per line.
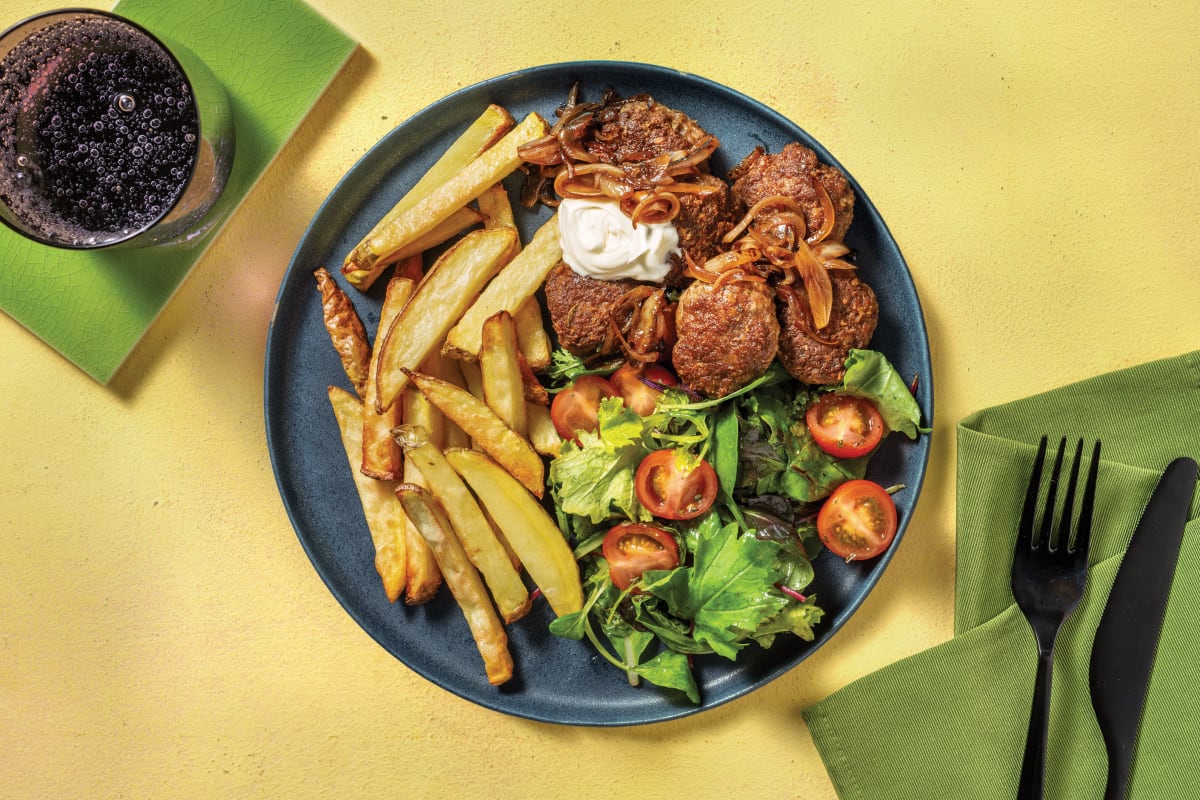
546, 348, 925, 702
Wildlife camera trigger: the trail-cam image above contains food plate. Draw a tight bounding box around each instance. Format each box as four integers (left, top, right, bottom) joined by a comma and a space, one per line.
264, 61, 933, 726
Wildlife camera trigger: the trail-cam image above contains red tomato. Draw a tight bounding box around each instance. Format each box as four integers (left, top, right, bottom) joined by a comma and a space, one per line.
634, 449, 719, 520
817, 479, 898, 561
610, 362, 678, 416
602, 523, 681, 591
805, 394, 885, 459
550, 375, 618, 441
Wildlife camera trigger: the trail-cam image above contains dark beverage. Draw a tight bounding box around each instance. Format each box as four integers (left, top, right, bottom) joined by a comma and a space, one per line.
0, 12, 231, 248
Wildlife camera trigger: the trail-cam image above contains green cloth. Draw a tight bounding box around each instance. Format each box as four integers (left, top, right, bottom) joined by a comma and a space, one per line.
803, 350, 1200, 799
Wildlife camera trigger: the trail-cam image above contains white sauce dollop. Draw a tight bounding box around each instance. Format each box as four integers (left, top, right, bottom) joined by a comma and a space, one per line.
557, 197, 680, 282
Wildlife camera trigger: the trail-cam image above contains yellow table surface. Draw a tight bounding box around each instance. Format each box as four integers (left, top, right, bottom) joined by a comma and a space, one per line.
3, 1, 1198, 797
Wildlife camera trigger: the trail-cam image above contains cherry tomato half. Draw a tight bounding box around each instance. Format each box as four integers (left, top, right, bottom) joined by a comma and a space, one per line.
550, 375, 618, 441
634, 449, 719, 520
610, 362, 678, 416
806, 393, 885, 459
602, 523, 681, 591
817, 479, 898, 561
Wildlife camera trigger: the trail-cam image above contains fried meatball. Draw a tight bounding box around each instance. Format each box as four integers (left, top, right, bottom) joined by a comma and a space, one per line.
729, 143, 855, 243
672, 280, 780, 398
584, 96, 710, 164
661, 173, 739, 287
543, 261, 642, 356
777, 273, 878, 385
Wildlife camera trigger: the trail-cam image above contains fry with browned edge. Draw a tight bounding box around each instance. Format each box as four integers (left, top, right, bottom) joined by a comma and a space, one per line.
396, 484, 514, 685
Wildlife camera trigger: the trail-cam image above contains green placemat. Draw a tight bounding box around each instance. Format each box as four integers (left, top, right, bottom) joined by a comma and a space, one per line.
0, 0, 356, 382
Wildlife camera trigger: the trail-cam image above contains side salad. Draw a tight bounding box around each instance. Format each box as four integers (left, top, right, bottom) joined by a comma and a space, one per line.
544, 347, 925, 702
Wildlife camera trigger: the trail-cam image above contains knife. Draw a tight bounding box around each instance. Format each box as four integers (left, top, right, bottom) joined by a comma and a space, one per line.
1088, 456, 1198, 800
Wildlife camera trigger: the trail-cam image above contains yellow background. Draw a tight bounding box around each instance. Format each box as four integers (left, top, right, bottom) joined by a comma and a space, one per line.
3, 1, 1198, 798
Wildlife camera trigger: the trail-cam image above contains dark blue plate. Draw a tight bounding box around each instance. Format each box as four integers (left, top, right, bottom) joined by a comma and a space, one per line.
265, 61, 933, 726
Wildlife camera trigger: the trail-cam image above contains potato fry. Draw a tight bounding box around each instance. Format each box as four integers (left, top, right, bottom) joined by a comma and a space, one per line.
374, 226, 518, 413
476, 181, 515, 227
404, 368, 544, 497
344, 112, 547, 279
479, 311, 527, 438
393, 425, 530, 623
327, 386, 406, 602
433, 354, 473, 450
445, 449, 582, 616
342, 105, 514, 289
398, 364, 445, 604
443, 215, 561, 361
396, 484, 513, 685
514, 298, 552, 371
360, 272, 416, 480
374, 206, 484, 270
525, 401, 562, 458
315, 268, 371, 397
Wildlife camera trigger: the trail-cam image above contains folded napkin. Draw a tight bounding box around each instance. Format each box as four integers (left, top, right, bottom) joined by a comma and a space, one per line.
803, 350, 1200, 799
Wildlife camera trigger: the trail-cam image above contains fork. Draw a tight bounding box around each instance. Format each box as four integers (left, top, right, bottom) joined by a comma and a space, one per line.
1011, 435, 1101, 800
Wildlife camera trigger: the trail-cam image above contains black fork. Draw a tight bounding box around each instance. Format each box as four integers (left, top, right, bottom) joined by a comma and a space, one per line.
1010, 436, 1101, 799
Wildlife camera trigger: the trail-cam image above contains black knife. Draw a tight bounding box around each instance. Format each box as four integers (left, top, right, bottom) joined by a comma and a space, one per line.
1088, 456, 1198, 800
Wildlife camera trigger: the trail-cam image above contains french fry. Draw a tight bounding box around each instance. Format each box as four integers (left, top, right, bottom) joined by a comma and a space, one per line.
445, 449, 583, 616
403, 368, 545, 497
433, 354, 473, 450
315, 268, 371, 397
360, 271, 416, 480
327, 386, 406, 602
374, 226, 518, 413
344, 112, 547, 280
443, 215, 562, 361
476, 185, 553, 370
399, 362, 445, 604
393, 425, 530, 623
514, 298, 552, 371
525, 401, 562, 458
373, 206, 484, 270
396, 484, 514, 685
479, 311, 527, 438
342, 105, 514, 289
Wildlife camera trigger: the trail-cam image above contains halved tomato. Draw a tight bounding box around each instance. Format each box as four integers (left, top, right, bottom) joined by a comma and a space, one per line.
634, 449, 719, 521
602, 523, 681, 591
550, 375, 618, 441
805, 393, 885, 459
817, 479, 898, 561
610, 362, 678, 416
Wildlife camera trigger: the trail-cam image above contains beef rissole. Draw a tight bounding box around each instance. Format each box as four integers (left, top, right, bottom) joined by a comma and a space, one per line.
536, 91, 877, 394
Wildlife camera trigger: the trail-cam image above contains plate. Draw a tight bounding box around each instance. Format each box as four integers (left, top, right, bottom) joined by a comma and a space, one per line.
264, 61, 933, 726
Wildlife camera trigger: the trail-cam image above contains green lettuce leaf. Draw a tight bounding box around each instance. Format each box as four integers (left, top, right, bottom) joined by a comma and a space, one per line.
841, 348, 926, 438
548, 397, 650, 523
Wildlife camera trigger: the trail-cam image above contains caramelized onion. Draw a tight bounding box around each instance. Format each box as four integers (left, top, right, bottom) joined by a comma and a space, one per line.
807, 180, 836, 244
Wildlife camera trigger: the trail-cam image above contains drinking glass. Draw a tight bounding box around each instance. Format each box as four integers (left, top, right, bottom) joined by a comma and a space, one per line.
0, 9, 235, 249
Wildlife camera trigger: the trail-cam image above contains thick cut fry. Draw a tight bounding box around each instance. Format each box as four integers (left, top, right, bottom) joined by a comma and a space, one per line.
374, 206, 484, 270
361, 272, 415, 480
393, 425, 530, 623
327, 386, 406, 602
404, 368, 544, 497
514, 298, 552, 371
479, 311, 527, 437
398, 363, 445, 604
443, 215, 562, 361
434, 354, 473, 450
476, 181, 516, 227
525, 401, 562, 458
396, 484, 513, 685
374, 227, 518, 413
345, 112, 547, 279
342, 105, 514, 289
315, 268, 371, 396
445, 449, 582, 616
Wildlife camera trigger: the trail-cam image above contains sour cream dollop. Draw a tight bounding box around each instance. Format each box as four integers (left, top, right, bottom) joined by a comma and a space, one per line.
557, 197, 680, 282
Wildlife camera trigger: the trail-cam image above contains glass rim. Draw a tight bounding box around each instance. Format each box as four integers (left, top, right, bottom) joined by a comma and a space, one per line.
0, 7, 204, 249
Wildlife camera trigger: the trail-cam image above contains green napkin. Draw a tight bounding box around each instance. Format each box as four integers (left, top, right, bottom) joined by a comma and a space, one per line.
803, 350, 1200, 799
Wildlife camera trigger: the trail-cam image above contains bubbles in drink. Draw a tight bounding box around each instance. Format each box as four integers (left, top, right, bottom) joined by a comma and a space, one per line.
0, 14, 200, 246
